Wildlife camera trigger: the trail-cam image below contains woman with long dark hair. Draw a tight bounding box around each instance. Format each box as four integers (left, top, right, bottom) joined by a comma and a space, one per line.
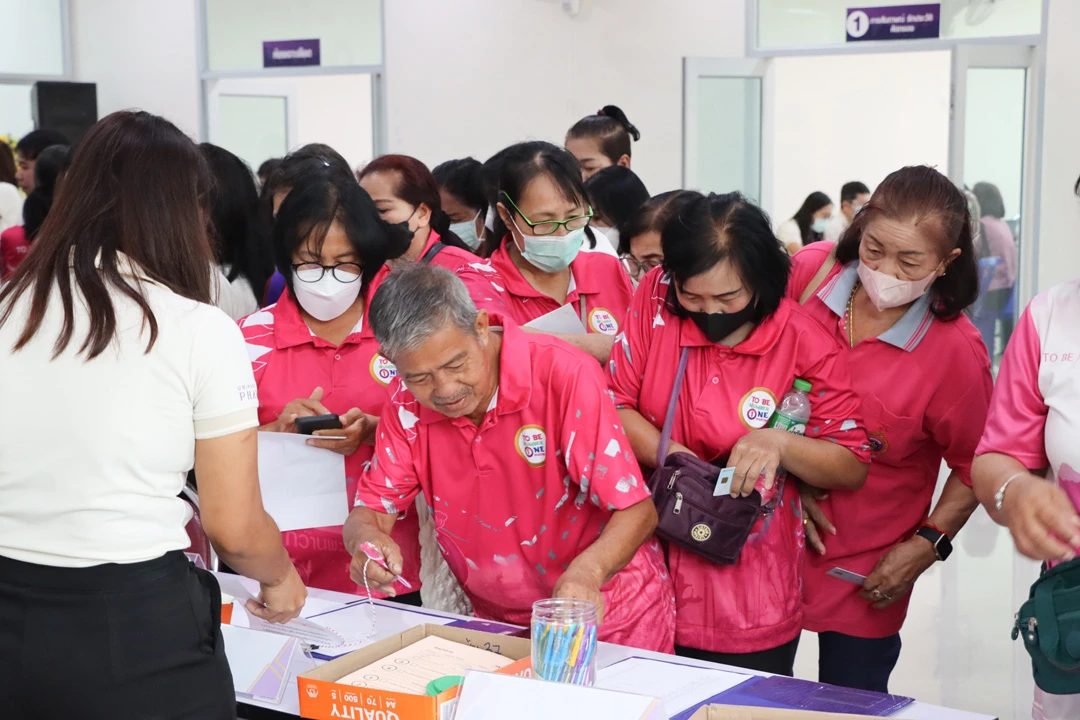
792, 166, 993, 693
0, 144, 70, 280
777, 191, 833, 255
0, 110, 304, 719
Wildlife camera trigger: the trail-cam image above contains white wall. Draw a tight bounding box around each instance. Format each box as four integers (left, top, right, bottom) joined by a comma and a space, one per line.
382, 0, 746, 195
769, 51, 951, 225
70, 0, 200, 137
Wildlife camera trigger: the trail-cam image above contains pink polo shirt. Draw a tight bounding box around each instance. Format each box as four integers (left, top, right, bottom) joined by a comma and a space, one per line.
488, 241, 634, 336
354, 319, 676, 653
416, 231, 508, 313
239, 284, 421, 595
607, 269, 870, 654
789, 243, 993, 639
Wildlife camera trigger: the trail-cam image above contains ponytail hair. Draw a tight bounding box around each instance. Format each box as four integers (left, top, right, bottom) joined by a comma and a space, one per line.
566, 104, 640, 164
357, 154, 474, 254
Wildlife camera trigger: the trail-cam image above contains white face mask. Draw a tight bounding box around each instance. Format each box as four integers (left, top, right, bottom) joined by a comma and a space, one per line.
449, 210, 483, 251
593, 226, 620, 252
292, 269, 362, 322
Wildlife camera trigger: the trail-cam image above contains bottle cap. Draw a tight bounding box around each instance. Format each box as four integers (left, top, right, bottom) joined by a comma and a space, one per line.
426, 675, 464, 696
793, 378, 812, 393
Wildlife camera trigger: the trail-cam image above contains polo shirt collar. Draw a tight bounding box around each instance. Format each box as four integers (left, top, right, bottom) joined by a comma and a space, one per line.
489, 242, 588, 299
817, 261, 934, 352
417, 313, 530, 425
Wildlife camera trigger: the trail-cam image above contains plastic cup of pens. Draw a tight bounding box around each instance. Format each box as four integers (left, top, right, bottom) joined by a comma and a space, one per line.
531, 598, 599, 687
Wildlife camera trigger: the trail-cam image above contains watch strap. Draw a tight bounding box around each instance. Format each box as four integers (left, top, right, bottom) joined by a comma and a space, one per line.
916, 525, 953, 561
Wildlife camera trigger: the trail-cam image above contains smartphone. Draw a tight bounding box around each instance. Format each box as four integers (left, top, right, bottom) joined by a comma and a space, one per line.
826, 567, 867, 585
294, 414, 343, 435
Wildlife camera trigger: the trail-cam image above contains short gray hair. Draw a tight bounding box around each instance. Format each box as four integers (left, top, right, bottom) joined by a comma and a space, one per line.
369, 262, 479, 360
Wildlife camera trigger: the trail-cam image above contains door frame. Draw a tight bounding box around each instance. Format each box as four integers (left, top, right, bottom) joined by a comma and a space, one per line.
205, 79, 299, 155
682, 57, 774, 212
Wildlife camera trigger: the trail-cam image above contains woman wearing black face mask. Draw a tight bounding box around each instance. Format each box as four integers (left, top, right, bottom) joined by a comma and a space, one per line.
606, 191, 870, 676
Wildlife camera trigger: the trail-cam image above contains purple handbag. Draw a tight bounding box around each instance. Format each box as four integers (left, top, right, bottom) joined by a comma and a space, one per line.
646, 348, 780, 565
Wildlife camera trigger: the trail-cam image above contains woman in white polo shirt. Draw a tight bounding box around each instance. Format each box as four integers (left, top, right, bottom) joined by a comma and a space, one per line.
0, 111, 306, 720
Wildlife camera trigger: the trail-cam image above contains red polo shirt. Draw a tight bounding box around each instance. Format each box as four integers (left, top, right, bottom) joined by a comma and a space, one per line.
788, 243, 993, 639
239, 283, 421, 595
354, 319, 676, 653
488, 241, 634, 335
607, 268, 870, 653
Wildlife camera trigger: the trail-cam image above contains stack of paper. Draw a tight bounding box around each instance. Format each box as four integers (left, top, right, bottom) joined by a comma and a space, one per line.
221, 624, 297, 704
336, 635, 512, 693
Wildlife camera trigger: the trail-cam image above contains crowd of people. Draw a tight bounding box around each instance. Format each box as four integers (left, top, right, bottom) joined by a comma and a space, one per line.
0, 103, 1074, 720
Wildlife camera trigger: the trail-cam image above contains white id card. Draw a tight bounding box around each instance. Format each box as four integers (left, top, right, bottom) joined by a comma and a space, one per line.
826, 567, 867, 585
713, 467, 736, 496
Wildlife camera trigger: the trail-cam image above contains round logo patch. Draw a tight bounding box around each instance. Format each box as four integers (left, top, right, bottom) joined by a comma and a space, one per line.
369, 353, 398, 386
691, 524, 712, 542
588, 307, 619, 335
739, 388, 778, 429
868, 431, 889, 456
515, 425, 547, 467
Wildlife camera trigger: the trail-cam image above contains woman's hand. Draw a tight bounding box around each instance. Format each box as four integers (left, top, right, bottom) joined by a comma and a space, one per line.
553, 561, 606, 625
272, 387, 331, 433
728, 429, 787, 497
1001, 475, 1080, 562
799, 483, 834, 555
308, 408, 377, 456
247, 564, 307, 624
860, 538, 937, 610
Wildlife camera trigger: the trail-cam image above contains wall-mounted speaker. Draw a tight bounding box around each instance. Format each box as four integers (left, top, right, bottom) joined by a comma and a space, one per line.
32, 82, 98, 145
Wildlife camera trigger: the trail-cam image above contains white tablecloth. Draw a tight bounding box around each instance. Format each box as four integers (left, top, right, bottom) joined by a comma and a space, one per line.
217, 575, 995, 720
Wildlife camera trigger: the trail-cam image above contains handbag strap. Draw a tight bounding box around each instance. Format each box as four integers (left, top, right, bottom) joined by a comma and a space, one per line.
1036, 575, 1062, 658
798, 247, 838, 305
420, 241, 447, 264
655, 347, 691, 468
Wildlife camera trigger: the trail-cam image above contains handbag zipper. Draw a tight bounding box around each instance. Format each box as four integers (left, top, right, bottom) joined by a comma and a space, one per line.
673, 492, 683, 515
667, 470, 681, 490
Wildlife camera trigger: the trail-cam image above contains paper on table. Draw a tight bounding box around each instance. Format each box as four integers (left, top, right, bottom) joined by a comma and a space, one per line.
452, 671, 667, 720
337, 635, 512, 693
219, 573, 345, 646
257, 431, 348, 532
221, 624, 296, 704
524, 303, 587, 334
304, 601, 456, 660
596, 657, 750, 717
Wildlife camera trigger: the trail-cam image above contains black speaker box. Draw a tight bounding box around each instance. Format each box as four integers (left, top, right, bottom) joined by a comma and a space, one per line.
32, 82, 98, 144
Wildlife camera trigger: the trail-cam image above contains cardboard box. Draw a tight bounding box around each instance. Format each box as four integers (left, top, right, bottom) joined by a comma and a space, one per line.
297, 624, 531, 720
690, 706, 879, 720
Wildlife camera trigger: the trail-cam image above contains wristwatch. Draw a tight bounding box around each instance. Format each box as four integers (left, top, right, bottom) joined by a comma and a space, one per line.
915, 525, 953, 562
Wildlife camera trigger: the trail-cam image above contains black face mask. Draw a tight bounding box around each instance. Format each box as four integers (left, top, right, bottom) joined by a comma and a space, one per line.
684, 302, 756, 344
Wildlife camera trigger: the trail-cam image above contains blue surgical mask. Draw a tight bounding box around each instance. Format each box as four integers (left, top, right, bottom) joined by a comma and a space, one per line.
811, 217, 830, 234
450, 210, 483, 251
510, 216, 584, 273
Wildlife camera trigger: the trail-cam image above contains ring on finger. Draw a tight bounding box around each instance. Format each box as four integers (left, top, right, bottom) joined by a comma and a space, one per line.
871, 589, 883, 600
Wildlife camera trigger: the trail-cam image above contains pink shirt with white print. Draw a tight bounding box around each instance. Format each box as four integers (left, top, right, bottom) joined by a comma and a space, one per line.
976, 280, 1080, 720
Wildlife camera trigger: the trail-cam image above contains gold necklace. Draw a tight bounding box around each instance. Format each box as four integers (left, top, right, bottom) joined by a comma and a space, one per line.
846, 281, 861, 349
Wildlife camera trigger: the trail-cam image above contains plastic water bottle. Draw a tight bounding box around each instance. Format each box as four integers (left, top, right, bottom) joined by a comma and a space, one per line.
767, 378, 812, 436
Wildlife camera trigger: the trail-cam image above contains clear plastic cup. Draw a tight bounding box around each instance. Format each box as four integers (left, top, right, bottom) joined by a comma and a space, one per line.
531, 598, 599, 686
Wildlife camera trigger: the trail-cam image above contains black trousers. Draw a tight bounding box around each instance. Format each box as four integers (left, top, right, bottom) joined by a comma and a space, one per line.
675, 635, 801, 676
817, 631, 902, 693
0, 551, 236, 720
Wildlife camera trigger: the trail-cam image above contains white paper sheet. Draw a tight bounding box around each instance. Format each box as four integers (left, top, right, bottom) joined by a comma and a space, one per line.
524, 303, 587, 334
304, 601, 456, 660
221, 624, 296, 703
257, 431, 348, 532
452, 671, 665, 720
595, 657, 750, 716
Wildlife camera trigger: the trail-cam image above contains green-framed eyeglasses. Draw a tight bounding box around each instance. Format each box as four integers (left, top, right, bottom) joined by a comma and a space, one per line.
501, 192, 593, 237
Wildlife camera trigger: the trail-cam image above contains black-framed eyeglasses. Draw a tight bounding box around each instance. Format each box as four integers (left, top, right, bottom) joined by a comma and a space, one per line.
291, 262, 363, 283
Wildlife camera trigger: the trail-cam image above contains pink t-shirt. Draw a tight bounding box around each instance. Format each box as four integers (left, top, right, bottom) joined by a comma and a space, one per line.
976, 280, 1080, 720
354, 319, 676, 653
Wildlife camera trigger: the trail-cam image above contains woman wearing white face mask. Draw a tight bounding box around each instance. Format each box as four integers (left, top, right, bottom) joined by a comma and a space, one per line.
582, 165, 649, 258
777, 191, 834, 256
433, 157, 488, 256
237, 168, 426, 603
489, 141, 635, 364
787, 166, 993, 694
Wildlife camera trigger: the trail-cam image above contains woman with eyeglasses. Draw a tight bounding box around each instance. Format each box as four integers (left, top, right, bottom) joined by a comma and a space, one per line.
618, 190, 696, 286
238, 168, 425, 603
489, 141, 635, 363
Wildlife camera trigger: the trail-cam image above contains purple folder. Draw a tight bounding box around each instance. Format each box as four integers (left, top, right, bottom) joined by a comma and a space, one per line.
672, 675, 914, 719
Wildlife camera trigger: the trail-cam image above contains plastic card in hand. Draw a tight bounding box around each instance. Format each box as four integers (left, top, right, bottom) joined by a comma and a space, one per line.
335, 635, 512, 693
825, 567, 867, 585
713, 467, 736, 497
452, 671, 667, 720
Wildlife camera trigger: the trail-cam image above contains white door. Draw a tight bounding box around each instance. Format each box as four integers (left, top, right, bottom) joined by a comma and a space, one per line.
207, 79, 298, 171
682, 58, 773, 210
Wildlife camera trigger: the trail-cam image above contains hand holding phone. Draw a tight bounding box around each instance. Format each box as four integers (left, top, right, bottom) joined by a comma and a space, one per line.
294, 414, 343, 435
